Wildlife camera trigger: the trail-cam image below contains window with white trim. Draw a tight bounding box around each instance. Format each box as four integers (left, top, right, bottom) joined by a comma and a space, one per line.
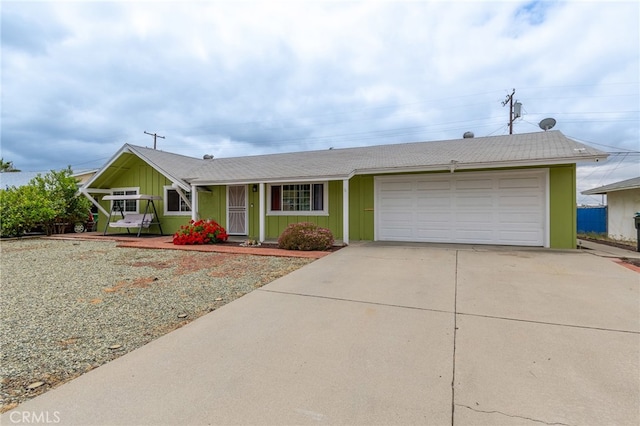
111, 188, 138, 213
268, 183, 327, 215
164, 186, 192, 215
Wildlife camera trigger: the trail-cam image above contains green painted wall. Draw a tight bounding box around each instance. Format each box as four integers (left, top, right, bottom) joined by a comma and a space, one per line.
549, 165, 577, 248
96, 157, 193, 235
247, 187, 260, 238
348, 175, 375, 241
197, 186, 227, 227
197, 181, 344, 240
263, 180, 344, 240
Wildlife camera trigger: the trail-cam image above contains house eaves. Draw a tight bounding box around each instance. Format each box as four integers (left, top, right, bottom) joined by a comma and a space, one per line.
82, 144, 206, 192
188, 131, 608, 185
582, 176, 640, 195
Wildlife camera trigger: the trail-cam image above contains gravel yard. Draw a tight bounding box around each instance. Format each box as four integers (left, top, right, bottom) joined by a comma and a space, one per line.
0, 238, 314, 412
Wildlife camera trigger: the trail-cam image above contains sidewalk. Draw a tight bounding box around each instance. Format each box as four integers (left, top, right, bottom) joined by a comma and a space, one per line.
578, 238, 640, 259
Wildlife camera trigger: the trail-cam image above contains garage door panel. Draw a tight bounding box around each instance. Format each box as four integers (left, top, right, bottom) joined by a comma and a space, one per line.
498, 194, 542, 207
456, 230, 494, 240
380, 211, 413, 222
376, 171, 546, 246
416, 180, 451, 190
456, 212, 493, 224
456, 195, 494, 208
417, 195, 452, 208
498, 177, 541, 189
379, 197, 413, 209
498, 230, 543, 244
417, 212, 453, 223
499, 212, 541, 225
456, 178, 494, 190
379, 180, 414, 191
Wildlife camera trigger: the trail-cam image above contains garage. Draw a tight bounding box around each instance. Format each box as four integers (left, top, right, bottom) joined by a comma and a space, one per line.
375, 170, 547, 246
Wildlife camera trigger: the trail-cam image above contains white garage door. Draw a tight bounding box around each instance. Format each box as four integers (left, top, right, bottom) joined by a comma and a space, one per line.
375, 170, 547, 246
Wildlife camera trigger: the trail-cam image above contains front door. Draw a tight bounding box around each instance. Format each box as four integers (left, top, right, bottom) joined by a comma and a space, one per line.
227, 185, 247, 235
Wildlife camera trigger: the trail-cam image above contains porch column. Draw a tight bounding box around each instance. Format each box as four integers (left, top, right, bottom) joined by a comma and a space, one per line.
191, 184, 199, 221
343, 179, 349, 245
259, 183, 265, 242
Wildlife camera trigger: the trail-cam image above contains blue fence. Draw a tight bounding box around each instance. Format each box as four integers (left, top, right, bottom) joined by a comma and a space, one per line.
577, 206, 607, 234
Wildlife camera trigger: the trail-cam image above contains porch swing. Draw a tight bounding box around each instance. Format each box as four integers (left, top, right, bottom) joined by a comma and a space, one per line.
102, 194, 164, 237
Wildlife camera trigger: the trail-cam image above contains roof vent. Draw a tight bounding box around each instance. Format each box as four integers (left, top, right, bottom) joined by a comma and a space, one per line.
463, 131, 474, 138
203, 154, 214, 160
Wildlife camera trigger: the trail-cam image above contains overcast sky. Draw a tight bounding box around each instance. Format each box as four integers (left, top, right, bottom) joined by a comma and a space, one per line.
1, 0, 638, 203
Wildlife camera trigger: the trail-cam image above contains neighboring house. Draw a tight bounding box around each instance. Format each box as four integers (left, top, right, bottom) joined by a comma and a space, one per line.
582, 177, 640, 242
79, 130, 607, 249
0, 171, 43, 189
0, 170, 96, 189
72, 169, 98, 185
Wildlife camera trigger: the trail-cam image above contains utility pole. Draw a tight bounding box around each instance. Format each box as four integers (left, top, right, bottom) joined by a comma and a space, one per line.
501, 89, 521, 135
144, 131, 165, 149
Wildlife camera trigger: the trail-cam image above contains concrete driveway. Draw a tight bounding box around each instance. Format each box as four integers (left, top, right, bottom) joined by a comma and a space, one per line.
3, 242, 639, 425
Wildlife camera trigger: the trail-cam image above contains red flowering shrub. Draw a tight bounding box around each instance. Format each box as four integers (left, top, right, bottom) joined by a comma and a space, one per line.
277, 222, 334, 251
173, 219, 228, 245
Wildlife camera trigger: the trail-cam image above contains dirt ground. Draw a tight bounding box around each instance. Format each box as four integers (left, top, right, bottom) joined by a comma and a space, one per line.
0, 241, 315, 413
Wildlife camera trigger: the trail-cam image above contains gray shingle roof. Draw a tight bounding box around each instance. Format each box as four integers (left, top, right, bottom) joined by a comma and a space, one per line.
126, 145, 207, 183
582, 176, 640, 195
186, 131, 607, 184
86, 131, 608, 189
0, 171, 44, 189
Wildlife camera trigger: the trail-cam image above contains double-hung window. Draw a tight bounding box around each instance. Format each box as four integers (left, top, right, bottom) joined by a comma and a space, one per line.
269, 183, 327, 215
164, 186, 192, 215
111, 188, 138, 213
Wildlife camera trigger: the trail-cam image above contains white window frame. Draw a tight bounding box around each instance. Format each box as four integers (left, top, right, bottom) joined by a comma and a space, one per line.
110, 187, 139, 213
267, 182, 328, 216
164, 186, 192, 216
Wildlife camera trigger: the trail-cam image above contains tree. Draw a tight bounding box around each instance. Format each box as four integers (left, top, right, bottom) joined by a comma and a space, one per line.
30, 168, 92, 234
0, 168, 91, 236
0, 158, 20, 172
0, 184, 56, 236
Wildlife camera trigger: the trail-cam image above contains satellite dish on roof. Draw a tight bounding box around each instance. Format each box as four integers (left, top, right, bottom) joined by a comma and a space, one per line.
538, 117, 556, 131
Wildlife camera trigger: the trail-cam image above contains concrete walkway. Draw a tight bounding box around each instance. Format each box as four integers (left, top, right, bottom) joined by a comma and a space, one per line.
3, 243, 639, 425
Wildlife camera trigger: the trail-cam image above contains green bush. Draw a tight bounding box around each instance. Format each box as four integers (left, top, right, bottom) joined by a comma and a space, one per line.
0, 168, 91, 237
277, 222, 334, 251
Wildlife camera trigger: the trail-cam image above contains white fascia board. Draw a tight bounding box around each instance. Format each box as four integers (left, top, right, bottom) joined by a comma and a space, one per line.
583, 185, 640, 195
190, 174, 351, 186
81, 144, 134, 189
83, 144, 190, 193
353, 155, 608, 176
171, 181, 192, 192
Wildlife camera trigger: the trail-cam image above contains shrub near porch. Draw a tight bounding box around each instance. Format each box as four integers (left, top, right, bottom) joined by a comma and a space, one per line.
277, 222, 334, 251
173, 219, 229, 245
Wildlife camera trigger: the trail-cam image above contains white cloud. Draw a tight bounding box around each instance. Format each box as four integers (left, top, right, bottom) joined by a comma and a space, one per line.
1, 0, 638, 196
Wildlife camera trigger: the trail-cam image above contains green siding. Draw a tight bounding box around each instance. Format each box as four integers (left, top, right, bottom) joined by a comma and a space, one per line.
348, 175, 375, 240
247, 187, 260, 238
197, 186, 227, 228
197, 181, 344, 240
95, 157, 194, 235
549, 165, 577, 249
264, 181, 343, 240
99, 159, 170, 234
